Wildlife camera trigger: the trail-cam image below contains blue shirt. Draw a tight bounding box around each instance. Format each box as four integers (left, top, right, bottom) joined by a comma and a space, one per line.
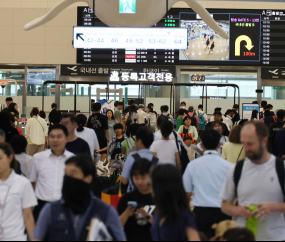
122, 149, 160, 192
183, 150, 234, 208
33, 194, 126, 241
151, 208, 197, 241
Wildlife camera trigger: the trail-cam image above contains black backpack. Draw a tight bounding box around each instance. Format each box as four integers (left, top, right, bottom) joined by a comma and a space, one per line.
268, 129, 285, 155
234, 157, 285, 200
131, 154, 159, 166
173, 131, 191, 174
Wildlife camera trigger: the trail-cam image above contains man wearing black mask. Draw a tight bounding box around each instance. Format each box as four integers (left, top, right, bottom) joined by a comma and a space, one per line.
33, 155, 126, 241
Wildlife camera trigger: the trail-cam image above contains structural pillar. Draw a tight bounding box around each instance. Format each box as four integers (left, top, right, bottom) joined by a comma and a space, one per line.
257, 67, 262, 104
175, 66, 181, 115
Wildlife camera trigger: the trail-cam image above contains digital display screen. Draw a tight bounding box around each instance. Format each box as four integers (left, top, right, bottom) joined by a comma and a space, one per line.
73, 27, 188, 50
76, 7, 285, 66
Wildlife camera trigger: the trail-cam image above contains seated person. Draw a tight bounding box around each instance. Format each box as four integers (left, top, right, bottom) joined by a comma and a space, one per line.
117, 159, 155, 241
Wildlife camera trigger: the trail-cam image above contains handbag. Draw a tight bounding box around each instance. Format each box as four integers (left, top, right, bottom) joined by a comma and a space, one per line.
101, 177, 128, 209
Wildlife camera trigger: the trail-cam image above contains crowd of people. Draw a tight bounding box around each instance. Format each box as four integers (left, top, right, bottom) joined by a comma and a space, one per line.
0, 97, 285, 241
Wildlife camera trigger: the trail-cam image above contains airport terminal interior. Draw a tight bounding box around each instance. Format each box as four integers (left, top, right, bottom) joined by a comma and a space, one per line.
1, 0, 285, 241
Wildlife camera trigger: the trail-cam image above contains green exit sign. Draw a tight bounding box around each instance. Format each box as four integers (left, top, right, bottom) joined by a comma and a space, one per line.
119, 0, 136, 14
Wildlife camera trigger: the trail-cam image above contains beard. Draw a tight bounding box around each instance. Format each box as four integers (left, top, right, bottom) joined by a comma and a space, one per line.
246, 143, 264, 161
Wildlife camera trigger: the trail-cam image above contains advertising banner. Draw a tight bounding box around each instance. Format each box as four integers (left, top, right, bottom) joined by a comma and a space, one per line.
98, 100, 114, 115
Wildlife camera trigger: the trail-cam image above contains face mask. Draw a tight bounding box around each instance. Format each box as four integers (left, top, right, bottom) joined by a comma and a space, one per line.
62, 175, 92, 214
181, 106, 186, 109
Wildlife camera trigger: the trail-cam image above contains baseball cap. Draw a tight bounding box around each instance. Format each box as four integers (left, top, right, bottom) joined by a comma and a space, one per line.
138, 104, 144, 109
210, 220, 239, 241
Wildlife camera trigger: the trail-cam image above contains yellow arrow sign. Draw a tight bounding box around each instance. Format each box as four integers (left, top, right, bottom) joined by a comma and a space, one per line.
235, 35, 254, 56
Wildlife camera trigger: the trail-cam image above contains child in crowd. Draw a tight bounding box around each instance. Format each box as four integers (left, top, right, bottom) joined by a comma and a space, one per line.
184, 136, 195, 161
108, 123, 127, 160
117, 159, 155, 241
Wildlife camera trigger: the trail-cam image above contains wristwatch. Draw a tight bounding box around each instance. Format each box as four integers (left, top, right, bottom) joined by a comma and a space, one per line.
146, 214, 152, 220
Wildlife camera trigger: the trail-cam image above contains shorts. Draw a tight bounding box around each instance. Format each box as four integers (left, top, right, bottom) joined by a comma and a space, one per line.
98, 139, 108, 154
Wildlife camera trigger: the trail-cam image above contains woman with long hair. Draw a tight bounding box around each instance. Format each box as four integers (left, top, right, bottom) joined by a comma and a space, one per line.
0, 142, 37, 240
8, 103, 19, 121
222, 125, 246, 164
251, 110, 258, 120
125, 105, 139, 125
151, 164, 200, 241
0, 111, 19, 143
146, 105, 156, 133
151, 120, 182, 169
75, 114, 100, 161
106, 109, 119, 139
125, 105, 139, 134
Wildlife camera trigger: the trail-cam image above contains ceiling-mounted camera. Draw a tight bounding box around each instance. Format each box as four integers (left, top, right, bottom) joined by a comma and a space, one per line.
0, 80, 8, 89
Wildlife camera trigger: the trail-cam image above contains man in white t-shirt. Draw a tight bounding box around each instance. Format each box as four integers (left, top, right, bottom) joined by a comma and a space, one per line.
137, 104, 148, 125
221, 121, 285, 241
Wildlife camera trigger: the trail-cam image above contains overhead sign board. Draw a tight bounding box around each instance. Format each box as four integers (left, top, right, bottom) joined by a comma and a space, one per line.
61, 65, 175, 82
261, 68, 285, 79
73, 27, 188, 50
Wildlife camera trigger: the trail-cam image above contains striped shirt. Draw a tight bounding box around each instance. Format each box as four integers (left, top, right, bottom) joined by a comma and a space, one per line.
220, 155, 285, 241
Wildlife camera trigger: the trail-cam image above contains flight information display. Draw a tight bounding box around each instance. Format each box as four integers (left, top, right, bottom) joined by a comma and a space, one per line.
73, 27, 188, 49
76, 7, 285, 66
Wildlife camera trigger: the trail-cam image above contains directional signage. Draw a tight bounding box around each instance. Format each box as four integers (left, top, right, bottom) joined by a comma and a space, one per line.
261, 68, 285, 79
73, 27, 188, 50
119, 0, 136, 14
230, 14, 261, 61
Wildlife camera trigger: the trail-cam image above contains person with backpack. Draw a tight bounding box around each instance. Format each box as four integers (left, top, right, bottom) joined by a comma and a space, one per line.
160, 105, 174, 124
273, 128, 285, 158
122, 127, 160, 193
196, 105, 207, 131
269, 110, 285, 136
221, 121, 285, 241
177, 116, 198, 144
121, 124, 140, 155
186, 106, 199, 130
151, 120, 181, 169
183, 129, 233, 238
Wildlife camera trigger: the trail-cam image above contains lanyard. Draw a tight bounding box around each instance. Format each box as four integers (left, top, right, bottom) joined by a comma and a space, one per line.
0, 186, 11, 229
